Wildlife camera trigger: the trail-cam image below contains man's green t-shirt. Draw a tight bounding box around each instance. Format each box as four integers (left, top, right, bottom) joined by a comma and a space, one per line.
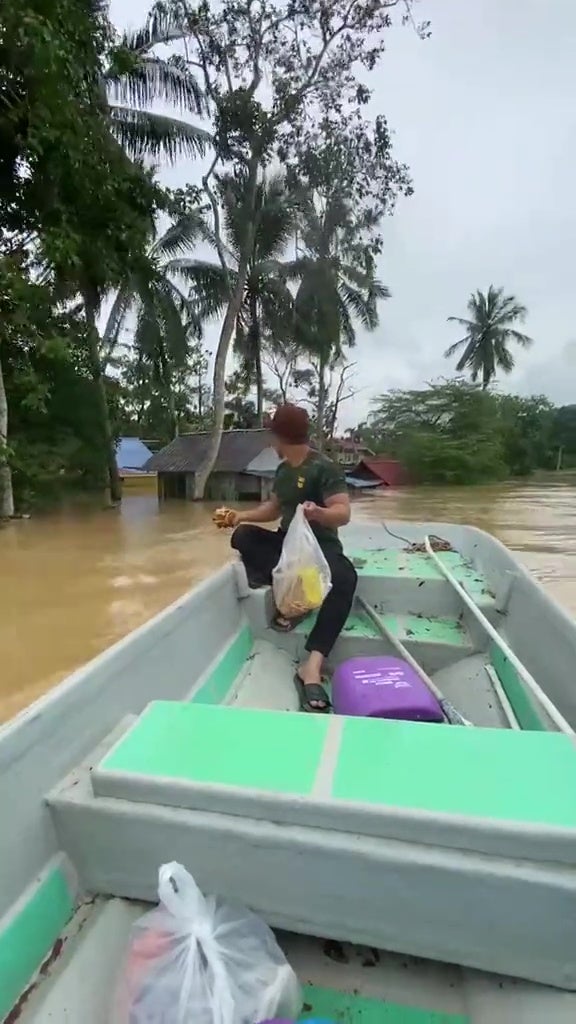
273, 451, 347, 553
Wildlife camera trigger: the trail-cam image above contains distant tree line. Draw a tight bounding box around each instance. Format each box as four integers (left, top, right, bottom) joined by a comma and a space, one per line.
356, 380, 576, 485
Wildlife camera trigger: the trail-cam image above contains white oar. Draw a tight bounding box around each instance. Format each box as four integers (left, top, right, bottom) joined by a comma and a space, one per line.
424, 536, 574, 736
357, 596, 472, 727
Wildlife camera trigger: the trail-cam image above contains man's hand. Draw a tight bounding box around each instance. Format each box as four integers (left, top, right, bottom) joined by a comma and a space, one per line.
302, 501, 325, 524
213, 507, 241, 529
303, 493, 351, 529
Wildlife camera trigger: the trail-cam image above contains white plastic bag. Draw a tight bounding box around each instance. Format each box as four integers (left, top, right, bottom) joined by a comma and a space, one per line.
113, 862, 301, 1024
272, 504, 332, 618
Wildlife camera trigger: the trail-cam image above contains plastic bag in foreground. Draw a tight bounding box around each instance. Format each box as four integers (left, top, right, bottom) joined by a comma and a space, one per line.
113, 862, 302, 1024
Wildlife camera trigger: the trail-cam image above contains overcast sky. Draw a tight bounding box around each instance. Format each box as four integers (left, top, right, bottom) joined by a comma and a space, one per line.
110, 0, 576, 427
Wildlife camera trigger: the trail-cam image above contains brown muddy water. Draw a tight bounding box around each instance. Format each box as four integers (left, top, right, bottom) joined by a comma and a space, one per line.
1, 476, 576, 723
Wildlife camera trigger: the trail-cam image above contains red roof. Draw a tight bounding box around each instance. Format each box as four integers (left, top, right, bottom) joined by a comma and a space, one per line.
358, 458, 410, 486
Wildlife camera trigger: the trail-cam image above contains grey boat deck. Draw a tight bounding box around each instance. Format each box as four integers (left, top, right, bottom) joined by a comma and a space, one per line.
226, 637, 508, 728
16, 896, 576, 1024
6, 522, 576, 1022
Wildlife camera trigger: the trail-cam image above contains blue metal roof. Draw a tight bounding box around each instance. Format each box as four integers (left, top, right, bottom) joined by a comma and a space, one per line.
116, 437, 154, 471
345, 475, 384, 490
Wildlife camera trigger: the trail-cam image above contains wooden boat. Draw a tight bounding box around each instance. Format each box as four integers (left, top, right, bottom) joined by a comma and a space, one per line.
3, 520, 576, 1023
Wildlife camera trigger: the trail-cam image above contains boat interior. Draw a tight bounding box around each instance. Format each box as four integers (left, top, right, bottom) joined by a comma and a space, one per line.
4, 521, 576, 1021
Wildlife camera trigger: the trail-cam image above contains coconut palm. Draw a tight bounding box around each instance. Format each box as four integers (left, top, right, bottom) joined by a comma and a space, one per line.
102, 210, 209, 439
177, 171, 297, 423
104, 5, 210, 162
444, 286, 533, 389
287, 193, 390, 445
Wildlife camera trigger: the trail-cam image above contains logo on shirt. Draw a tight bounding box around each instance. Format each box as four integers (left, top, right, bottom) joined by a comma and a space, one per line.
297, 475, 305, 489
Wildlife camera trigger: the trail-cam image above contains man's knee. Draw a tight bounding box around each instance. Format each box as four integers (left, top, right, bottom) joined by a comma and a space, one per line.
230, 523, 253, 553
330, 557, 358, 594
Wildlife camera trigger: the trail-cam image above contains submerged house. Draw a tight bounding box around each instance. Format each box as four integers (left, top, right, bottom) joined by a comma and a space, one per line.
115, 437, 154, 479
346, 457, 410, 490
146, 429, 280, 501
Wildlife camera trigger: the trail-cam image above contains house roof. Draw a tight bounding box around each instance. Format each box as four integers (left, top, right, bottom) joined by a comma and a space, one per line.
145, 429, 274, 474
345, 475, 384, 489
356, 457, 410, 486
116, 437, 154, 471
245, 446, 281, 477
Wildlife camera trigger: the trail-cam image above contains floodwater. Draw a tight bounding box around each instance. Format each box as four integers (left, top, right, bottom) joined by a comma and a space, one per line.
1, 476, 576, 723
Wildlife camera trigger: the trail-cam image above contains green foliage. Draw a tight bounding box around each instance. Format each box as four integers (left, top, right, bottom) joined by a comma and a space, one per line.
495, 394, 554, 476
0, 267, 108, 506
551, 405, 576, 467
116, 338, 213, 442
364, 380, 560, 485
182, 169, 298, 421
444, 286, 533, 389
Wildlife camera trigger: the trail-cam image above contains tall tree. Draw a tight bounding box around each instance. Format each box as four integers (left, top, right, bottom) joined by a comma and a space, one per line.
444, 286, 533, 389
1, 0, 160, 505
183, 170, 296, 423
290, 192, 389, 447
148, 0, 427, 496
102, 208, 209, 440
282, 109, 413, 446
104, 11, 210, 162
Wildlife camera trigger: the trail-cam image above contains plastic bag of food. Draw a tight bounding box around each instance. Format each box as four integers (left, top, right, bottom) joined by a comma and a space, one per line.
113, 863, 301, 1024
272, 504, 331, 618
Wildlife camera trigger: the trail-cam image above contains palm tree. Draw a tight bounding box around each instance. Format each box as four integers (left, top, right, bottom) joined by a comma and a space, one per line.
179, 171, 297, 423
288, 193, 389, 446
444, 286, 532, 389
102, 211, 209, 440
104, 6, 210, 162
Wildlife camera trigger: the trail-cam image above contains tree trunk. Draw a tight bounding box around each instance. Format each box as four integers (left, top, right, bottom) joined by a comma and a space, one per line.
84, 295, 122, 504
160, 351, 178, 439
194, 157, 260, 499
315, 354, 328, 451
249, 293, 263, 425
0, 351, 14, 519
169, 394, 179, 440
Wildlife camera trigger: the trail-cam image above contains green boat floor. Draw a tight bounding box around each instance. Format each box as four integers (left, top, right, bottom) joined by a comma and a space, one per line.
333, 716, 576, 827
101, 702, 328, 795
348, 548, 493, 602
296, 610, 470, 648
100, 701, 576, 828
302, 984, 467, 1023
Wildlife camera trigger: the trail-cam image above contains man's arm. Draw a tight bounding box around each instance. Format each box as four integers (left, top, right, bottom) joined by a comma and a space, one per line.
233, 494, 280, 525
303, 460, 351, 528
303, 492, 351, 529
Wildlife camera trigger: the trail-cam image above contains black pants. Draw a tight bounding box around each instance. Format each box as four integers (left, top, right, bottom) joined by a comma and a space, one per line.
231, 525, 357, 658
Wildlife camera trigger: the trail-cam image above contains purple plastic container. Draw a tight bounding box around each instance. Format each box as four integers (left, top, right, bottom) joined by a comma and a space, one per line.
332, 655, 443, 722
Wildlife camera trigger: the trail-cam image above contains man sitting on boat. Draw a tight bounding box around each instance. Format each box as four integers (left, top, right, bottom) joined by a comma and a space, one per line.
228, 404, 357, 713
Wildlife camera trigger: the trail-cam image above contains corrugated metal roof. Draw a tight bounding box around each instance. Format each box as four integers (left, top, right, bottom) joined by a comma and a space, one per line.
145, 429, 274, 474
245, 446, 281, 477
116, 437, 154, 471
345, 475, 384, 489
356, 458, 410, 486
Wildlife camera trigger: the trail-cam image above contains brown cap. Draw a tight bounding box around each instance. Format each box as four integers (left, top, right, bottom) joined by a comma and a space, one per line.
270, 404, 310, 444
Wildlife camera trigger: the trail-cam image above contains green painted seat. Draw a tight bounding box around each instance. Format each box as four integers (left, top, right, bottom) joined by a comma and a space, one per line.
348, 548, 493, 603
348, 552, 491, 598
95, 702, 576, 831
295, 610, 472, 650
